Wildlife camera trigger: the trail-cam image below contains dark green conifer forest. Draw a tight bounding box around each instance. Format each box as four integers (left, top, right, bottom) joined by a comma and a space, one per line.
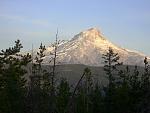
0, 40, 150, 113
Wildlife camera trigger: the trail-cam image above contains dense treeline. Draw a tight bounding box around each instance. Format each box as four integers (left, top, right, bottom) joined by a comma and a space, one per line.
0, 40, 150, 113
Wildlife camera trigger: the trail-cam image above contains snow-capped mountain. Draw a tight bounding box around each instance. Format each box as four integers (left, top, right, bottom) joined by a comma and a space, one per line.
40, 28, 149, 66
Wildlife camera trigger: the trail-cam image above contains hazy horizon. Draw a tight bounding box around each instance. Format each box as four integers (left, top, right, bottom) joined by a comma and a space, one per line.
0, 0, 150, 56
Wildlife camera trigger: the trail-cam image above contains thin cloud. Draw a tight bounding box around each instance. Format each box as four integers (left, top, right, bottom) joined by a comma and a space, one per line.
31, 19, 49, 27
0, 14, 26, 22
0, 14, 49, 27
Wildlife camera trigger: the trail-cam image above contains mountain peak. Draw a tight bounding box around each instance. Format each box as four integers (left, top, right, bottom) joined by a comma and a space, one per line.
83, 28, 101, 35
87, 27, 101, 32
71, 27, 106, 42
39, 27, 149, 66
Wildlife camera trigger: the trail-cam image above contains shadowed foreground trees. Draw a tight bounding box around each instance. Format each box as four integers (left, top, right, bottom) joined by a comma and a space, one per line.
0, 40, 150, 113
0, 40, 32, 113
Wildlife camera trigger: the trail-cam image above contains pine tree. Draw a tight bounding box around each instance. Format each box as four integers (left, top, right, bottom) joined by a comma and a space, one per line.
129, 66, 140, 90
110, 65, 130, 113
26, 43, 48, 113
84, 68, 93, 113
48, 30, 61, 112
56, 78, 70, 113
75, 68, 93, 113
141, 57, 150, 91
128, 65, 141, 113
102, 47, 122, 88
66, 68, 91, 113
91, 83, 104, 113
0, 40, 31, 113
102, 47, 122, 113
139, 57, 150, 113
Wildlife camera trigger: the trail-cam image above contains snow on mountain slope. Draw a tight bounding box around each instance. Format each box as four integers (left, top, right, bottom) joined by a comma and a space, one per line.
41, 28, 149, 66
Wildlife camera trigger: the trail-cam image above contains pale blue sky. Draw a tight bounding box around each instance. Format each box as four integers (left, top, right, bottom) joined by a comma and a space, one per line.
0, 0, 150, 55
